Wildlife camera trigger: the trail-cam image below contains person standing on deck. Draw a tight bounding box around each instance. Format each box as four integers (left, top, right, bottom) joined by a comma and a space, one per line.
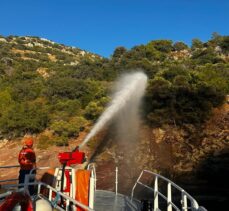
18, 137, 36, 194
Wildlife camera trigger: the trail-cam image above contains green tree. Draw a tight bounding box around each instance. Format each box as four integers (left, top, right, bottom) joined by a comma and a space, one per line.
50, 116, 87, 137
0, 89, 13, 114
52, 99, 81, 116
173, 42, 189, 51
159, 65, 190, 82
219, 36, 229, 54
149, 40, 173, 53
112, 47, 127, 59
0, 101, 48, 137
11, 80, 44, 101
210, 32, 222, 46
85, 101, 104, 120
45, 77, 96, 106
145, 77, 174, 125
191, 39, 204, 50
191, 48, 223, 64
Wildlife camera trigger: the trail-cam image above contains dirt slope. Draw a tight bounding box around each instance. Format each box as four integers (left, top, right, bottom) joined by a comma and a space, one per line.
0, 129, 92, 182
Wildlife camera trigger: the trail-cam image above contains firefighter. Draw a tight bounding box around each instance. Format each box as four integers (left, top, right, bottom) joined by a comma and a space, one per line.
18, 137, 36, 194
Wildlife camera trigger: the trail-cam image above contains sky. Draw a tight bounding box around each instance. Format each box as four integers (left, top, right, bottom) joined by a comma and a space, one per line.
0, 0, 228, 57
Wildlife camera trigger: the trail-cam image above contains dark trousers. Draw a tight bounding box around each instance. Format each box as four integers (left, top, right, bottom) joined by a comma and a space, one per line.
18, 169, 36, 195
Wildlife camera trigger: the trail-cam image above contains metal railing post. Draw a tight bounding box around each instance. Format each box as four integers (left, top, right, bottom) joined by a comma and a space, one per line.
154, 176, 159, 211
49, 189, 52, 201
115, 167, 118, 195
66, 199, 70, 211
37, 183, 41, 195
167, 182, 172, 211
182, 191, 188, 211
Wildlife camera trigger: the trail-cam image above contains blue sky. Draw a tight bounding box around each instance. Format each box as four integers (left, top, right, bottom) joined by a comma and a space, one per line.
0, 0, 228, 57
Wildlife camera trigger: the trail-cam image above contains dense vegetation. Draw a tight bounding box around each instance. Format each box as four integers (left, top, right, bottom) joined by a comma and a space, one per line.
0, 33, 228, 145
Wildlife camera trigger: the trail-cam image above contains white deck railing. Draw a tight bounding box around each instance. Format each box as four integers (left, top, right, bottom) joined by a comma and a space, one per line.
0, 181, 94, 211
1, 165, 207, 211
36, 182, 94, 211
0, 165, 94, 211
131, 170, 207, 211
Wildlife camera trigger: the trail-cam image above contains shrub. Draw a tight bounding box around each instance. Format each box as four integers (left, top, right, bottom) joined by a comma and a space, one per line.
54, 135, 68, 146
50, 116, 87, 137
37, 134, 54, 149
85, 101, 104, 121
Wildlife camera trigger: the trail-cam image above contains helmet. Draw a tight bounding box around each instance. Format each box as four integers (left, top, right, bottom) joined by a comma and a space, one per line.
24, 138, 33, 147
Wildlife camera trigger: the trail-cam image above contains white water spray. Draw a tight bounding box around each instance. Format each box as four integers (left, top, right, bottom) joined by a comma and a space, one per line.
79, 71, 148, 148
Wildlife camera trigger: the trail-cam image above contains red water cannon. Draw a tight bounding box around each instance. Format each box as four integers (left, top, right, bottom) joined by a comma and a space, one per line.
58, 146, 85, 166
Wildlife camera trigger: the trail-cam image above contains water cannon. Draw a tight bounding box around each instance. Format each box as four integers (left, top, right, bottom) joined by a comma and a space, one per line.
58, 146, 85, 166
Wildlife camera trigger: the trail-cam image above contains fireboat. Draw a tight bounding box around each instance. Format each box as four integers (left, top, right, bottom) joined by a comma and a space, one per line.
0, 147, 207, 211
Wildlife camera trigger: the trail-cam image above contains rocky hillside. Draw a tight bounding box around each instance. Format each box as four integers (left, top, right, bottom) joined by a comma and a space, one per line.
0, 35, 100, 63
0, 34, 228, 210
1, 100, 227, 210
0, 35, 102, 78
0, 35, 111, 143
91, 101, 229, 211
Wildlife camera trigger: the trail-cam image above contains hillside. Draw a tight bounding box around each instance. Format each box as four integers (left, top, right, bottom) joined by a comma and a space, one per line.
0, 33, 228, 151
0, 35, 111, 144
0, 33, 229, 210
0, 100, 228, 211
90, 101, 229, 211
0, 35, 100, 65
0, 34, 228, 142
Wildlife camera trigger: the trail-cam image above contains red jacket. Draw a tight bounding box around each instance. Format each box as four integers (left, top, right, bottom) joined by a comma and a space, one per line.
18, 146, 36, 170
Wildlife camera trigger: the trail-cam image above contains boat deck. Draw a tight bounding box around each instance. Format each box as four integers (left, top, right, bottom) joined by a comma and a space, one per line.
94, 190, 141, 211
